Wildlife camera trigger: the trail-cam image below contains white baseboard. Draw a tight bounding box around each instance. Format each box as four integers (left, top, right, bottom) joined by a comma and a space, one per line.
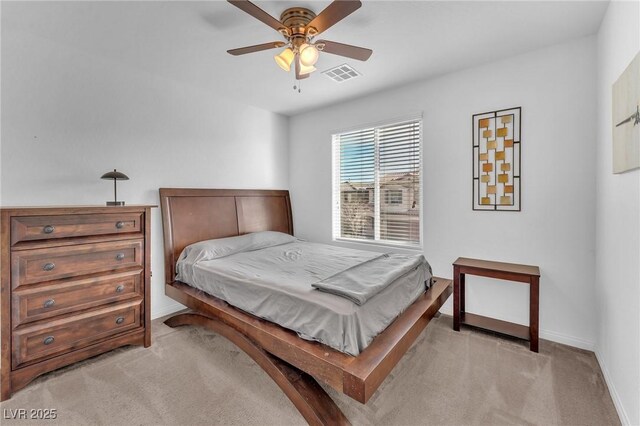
151, 302, 185, 320
439, 305, 453, 315
595, 350, 630, 425
439, 306, 596, 351
539, 328, 595, 351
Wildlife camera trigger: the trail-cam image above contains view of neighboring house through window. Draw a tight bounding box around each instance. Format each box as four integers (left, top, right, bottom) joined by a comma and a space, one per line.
332, 117, 422, 247
385, 190, 403, 205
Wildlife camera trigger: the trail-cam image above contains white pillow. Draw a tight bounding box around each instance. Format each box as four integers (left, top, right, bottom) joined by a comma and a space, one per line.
178, 231, 296, 265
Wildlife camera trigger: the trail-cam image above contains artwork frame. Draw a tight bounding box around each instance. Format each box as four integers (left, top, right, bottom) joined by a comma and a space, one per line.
612, 51, 640, 174
472, 107, 521, 211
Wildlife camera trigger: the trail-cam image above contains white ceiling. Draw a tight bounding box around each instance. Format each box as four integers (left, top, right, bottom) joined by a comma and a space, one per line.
3, 1, 609, 116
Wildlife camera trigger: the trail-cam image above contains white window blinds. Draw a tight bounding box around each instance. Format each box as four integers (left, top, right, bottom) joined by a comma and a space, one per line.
332, 118, 422, 247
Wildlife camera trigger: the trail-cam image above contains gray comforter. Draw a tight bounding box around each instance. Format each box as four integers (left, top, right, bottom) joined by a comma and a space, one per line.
312, 253, 428, 305
176, 233, 432, 355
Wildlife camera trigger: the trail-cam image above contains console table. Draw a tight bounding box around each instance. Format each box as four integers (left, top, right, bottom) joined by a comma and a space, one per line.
453, 257, 540, 352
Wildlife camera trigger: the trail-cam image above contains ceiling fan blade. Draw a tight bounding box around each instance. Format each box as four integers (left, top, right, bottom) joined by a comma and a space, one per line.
227, 41, 286, 56
227, 0, 286, 33
307, 0, 362, 36
295, 56, 310, 80
317, 40, 372, 61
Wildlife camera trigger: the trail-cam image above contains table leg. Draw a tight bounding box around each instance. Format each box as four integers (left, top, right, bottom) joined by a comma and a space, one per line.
453, 266, 461, 331
530, 276, 539, 352
460, 272, 465, 315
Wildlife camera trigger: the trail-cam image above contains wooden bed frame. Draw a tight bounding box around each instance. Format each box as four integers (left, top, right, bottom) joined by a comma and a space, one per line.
159, 188, 452, 425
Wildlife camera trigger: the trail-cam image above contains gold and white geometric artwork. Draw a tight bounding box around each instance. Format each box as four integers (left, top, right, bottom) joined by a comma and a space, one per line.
473, 107, 521, 211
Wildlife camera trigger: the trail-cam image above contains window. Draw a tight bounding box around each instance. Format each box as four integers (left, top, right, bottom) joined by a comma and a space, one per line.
343, 190, 370, 204
384, 190, 403, 205
332, 118, 422, 247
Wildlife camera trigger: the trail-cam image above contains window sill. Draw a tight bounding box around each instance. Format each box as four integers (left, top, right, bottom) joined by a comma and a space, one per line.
333, 237, 423, 252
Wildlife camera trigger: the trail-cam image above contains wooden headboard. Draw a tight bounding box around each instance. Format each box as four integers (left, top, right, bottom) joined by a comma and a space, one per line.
159, 188, 293, 284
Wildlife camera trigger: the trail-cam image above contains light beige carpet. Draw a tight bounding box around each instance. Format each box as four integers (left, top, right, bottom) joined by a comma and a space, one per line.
0, 314, 619, 425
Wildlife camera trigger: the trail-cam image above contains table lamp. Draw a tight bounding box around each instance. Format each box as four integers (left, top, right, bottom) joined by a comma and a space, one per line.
100, 169, 129, 206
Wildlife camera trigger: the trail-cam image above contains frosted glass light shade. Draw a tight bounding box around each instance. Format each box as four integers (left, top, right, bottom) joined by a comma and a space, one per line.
299, 62, 316, 75
274, 48, 294, 71
299, 43, 319, 66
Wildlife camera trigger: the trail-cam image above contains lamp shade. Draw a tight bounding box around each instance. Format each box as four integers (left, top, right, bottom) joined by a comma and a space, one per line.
101, 169, 129, 180
101, 169, 129, 206
299, 62, 316, 75
274, 48, 295, 72
299, 43, 319, 66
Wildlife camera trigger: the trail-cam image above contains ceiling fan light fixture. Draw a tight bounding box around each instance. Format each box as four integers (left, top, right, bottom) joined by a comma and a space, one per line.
299, 43, 319, 66
227, 0, 372, 83
299, 61, 316, 75
274, 48, 295, 71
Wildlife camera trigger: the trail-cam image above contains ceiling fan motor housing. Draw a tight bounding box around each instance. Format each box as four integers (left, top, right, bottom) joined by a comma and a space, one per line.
280, 7, 317, 47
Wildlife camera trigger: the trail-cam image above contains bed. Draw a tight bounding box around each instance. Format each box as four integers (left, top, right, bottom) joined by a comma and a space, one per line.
160, 188, 452, 425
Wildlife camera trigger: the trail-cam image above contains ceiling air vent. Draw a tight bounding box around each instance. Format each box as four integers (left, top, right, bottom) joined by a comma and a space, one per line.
322, 64, 361, 83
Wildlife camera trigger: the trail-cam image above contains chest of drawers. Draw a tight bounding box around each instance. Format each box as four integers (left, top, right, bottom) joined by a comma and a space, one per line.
0, 206, 153, 400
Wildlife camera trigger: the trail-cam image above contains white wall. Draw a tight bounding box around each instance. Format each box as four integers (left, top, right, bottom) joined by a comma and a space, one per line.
3, 3, 635, 419
0, 6, 289, 319
595, 1, 640, 424
289, 36, 598, 349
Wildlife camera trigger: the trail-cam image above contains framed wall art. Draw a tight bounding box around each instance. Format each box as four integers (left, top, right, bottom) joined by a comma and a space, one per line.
473, 107, 521, 211
612, 51, 639, 174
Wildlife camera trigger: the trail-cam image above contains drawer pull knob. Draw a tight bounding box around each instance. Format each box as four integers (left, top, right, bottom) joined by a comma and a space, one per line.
43, 299, 55, 308
115, 221, 124, 229
43, 225, 55, 234
115, 285, 125, 293
115, 316, 125, 325
43, 336, 55, 345
115, 253, 125, 261
43, 263, 55, 271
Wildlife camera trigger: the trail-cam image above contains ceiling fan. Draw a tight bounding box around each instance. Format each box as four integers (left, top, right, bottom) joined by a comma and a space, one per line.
227, 0, 372, 80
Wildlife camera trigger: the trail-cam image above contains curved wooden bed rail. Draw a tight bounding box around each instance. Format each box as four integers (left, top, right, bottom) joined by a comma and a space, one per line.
164, 278, 452, 404
159, 188, 453, 424
165, 313, 350, 426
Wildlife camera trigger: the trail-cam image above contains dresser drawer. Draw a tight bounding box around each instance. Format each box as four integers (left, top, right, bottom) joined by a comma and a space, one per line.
11, 213, 143, 245
12, 240, 143, 287
12, 270, 143, 326
12, 299, 142, 368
